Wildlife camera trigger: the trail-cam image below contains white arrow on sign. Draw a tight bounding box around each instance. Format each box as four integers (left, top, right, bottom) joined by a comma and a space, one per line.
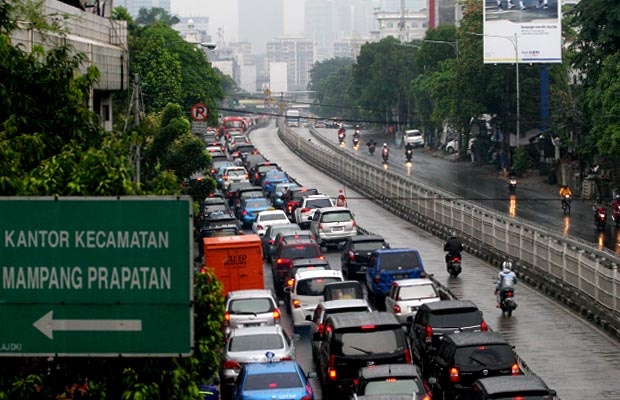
33, 311, 142, 340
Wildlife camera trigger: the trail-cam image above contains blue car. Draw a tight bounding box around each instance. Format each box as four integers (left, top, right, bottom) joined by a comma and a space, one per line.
262, 170, 290, 195
232, 360, 315, 400
237, 197, 273, 227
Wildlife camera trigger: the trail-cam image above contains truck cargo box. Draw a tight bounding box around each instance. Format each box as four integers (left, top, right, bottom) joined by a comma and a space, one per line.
203, 235, 264, 296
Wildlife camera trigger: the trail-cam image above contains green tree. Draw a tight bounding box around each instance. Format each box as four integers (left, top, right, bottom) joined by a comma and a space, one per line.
308, 57, 355, 118
135, 7, 180, 27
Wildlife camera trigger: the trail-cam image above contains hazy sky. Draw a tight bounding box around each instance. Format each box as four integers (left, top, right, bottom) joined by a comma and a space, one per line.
170, 0, 304, 43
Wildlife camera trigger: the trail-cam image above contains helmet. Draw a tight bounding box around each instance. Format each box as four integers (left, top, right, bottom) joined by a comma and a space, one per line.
449, 231, 457, 239
383, 143, 388, 147
502, 260, 512, 272
616, 195, 620, 200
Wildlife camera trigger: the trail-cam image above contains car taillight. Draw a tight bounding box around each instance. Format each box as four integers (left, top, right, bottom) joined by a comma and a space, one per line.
293, 299, 301, 308
318, 323, 324, 335
244, 174, 248, 179
352, 220, 357, 227
242, 210, 248, 216
424, 325, 433, 343
273, 309, 281, 322
264, 180, 269, 186
328, 355, 337, 380
287, 278, 295, 287
280, 356, 292, 361
420, 395, 431, 400
404, 348, 412, 364
276, 258, 291, 268
318, 223, 323, 230
481, 321, 488, 331
301, 385, 313, 400
300, 207, 310, 213
393, 304, 401, 314
223, 312, 230, 326
374, 274, 381, 283
511, 363, 520, 375
257, 225, 264, 231
449, 367, 460, 383
222, 360, 241, 370
348, 250, 355, 260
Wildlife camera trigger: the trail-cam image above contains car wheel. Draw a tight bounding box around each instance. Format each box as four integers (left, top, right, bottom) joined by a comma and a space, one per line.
446, 146, 455, 154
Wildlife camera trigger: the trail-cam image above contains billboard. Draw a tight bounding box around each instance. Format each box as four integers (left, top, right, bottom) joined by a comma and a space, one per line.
483, 0, 562, 64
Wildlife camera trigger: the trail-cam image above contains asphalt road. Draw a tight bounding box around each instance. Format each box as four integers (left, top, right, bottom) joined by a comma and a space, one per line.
312, 127, 620, 255
247, 120, 620, 400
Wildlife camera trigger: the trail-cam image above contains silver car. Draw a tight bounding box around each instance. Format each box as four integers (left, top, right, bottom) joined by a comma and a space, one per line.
309, 206, 357, 247
219, 325, 296, 394
224, 289, 281, 335
384, 278, 441, 324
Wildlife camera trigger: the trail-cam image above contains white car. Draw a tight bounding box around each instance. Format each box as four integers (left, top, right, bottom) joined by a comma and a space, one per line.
294, 194, 334, 229
221, 166, 249, 190
404, 129, 425, 148
445, 137, 475, 154
252, 209, 290, 236
285, 269, 344, 330
384, 278, 441, 324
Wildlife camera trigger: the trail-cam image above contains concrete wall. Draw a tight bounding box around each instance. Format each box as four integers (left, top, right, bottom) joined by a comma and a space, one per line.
10, 0, 128, 130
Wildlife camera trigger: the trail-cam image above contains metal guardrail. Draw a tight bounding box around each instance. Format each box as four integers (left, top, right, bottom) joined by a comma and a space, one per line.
276, 120, 620, 341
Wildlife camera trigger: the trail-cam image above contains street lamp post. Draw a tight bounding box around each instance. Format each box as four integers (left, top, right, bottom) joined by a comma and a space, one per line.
468, 32, 520, 148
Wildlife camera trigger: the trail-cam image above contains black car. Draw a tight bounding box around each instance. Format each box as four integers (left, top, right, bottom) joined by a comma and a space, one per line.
261, 223, 300, 260
408, 300, 488, 375
340, 234, 390, 280
428, 331, 521, 398
249, 161, 280, 186
271, 239, 324, 295
316, 312, 411, 398
470, 375, 557, 400
283, 186, 320, 218
351, 364, 431, 400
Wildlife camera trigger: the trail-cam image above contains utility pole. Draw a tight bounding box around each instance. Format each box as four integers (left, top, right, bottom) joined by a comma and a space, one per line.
133, 73, 141, 185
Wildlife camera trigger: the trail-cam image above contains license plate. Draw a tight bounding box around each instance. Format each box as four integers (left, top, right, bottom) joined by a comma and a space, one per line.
332, 226, 344, 232
244, 323, 260, 327
393, 274, 407, 279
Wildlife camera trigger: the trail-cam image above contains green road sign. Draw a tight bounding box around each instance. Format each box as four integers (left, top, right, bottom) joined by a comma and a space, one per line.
0, 197, 193, 357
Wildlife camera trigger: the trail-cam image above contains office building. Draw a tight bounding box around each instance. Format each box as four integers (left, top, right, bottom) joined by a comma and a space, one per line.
267, 36, 315, 92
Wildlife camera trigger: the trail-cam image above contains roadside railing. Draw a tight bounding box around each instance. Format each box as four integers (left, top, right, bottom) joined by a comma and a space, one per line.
276, 120, 620, 340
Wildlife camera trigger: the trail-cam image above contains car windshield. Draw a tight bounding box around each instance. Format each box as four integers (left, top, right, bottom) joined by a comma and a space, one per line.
363, 378, 424, 395
454, 344, 515, 367
307, 198, 332, 208
378, 252, 421, 271
281, 245, 321, 259
243, 372, 302, 391
293, 189, 319, 201
240, 190, 264, 199
227, 169, 246, 177
228, 334, 284, 352
490, 394, 554, 400
323, 306, 369, 322
321, 211, 353, 223
229, 298, 274, 314
258, 165, 278, 174
296, 277, 341, 296
398, 284, 438, 300
205, 228, 238, 237
267, 171, 287, 180
244, 199, 271, 209
352, 241, 386, 252
292, 266, 328, 274
428, 310, 482, 327
260, 213, 288, 222
336, 328, 406, 356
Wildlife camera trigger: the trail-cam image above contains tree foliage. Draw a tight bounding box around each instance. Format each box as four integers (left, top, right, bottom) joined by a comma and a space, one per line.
308, 57, 355, 119
134, 7, 179, 27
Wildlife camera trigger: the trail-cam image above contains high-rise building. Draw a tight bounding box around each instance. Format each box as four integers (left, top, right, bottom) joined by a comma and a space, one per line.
239, 0, 284, 55
374, 10, 427, 41
116, 0, 171, 18
381, 0, 426, 12
267, 36, 315, 92
428, 0, 462, 29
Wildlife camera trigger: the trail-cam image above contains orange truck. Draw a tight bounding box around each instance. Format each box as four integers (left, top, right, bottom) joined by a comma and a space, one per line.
202, 235, 264, 296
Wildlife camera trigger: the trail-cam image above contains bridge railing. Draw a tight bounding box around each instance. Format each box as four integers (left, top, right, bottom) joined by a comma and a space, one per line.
276, 120, 620, 340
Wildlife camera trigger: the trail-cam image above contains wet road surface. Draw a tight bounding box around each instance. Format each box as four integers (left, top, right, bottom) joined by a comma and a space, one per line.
248, 121, 620, 400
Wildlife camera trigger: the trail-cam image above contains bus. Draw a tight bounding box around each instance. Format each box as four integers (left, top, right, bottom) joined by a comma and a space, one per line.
285, 109, 300, 127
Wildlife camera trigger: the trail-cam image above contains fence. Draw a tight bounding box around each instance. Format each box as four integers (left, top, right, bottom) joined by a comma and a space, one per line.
277, 120, 620, 340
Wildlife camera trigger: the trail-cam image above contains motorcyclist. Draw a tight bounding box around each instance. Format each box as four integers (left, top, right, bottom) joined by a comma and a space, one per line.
366, 138, 376, 149
404, 142, 414, 160
381, 143, 389, 156
443, 232, 463, 267
495, 260, 517, 307
559, 185, 573, 209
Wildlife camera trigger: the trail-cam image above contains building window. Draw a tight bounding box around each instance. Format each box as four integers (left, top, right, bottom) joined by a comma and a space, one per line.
387, 22, 394, 28
102, 104, 110, 121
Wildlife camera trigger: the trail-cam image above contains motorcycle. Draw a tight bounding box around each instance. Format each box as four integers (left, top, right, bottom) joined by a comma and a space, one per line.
405, 148, 413, 162
612, 204, 620, 227
498, 286, 517, 317
338, 132, 345, 144
368, 143, 376, 155
562, 195, 572, 215
446, 254, 462, 278
508, 177, 517, 194
595, 207, 607, 230
381, 148, 389, 163
352, 135, 360, 148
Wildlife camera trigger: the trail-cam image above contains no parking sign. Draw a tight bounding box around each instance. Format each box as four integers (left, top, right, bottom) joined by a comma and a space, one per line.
190, 103, 208, 121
